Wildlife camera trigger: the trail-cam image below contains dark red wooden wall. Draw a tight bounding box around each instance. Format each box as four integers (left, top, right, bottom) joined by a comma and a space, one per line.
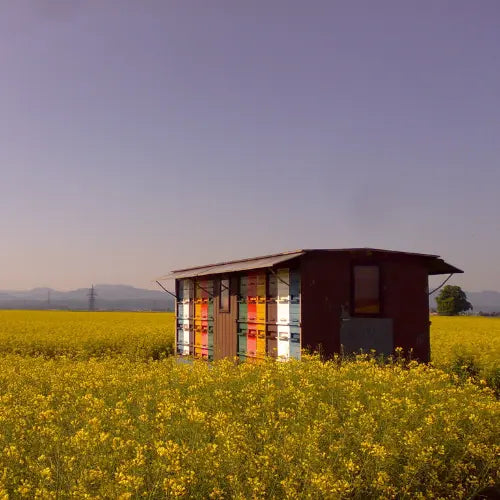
301, 250, 430, 362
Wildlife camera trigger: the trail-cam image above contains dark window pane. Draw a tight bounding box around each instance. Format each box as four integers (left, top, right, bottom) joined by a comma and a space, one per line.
220, 279, 230, 312
354, 266, 380, 314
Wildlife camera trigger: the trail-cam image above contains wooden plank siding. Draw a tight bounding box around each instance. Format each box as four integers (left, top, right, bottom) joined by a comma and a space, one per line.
214, 276, 238, 360
301, 250, 431, 362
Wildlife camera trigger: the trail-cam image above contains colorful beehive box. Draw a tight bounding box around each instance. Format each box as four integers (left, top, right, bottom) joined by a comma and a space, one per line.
167, 249, 461, 364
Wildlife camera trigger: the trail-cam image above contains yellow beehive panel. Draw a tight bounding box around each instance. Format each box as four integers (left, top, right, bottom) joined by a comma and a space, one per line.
194, 301, 202, 320
257, 301, 266, 324
256, 328, 266, 357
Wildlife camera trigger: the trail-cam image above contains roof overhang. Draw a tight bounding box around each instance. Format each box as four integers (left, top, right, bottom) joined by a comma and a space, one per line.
156, 248, 463, 281
158, 251, 305, 281
426, 258, 463, 275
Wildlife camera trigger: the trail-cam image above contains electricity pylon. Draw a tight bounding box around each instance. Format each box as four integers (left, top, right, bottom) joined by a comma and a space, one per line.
88, 285, 97, 311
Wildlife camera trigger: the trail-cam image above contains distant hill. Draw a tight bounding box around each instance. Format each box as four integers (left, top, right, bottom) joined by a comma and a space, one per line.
429, 290, 500, 314
0, 284, 174, 311
2, 285, 498, 315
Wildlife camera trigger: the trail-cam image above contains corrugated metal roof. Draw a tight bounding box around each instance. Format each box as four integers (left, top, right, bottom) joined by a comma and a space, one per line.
157, 248, 462, 281
159, 251, 305, 280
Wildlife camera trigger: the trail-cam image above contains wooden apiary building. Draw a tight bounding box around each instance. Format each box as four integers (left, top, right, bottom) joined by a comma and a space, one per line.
160, 248, 462, 363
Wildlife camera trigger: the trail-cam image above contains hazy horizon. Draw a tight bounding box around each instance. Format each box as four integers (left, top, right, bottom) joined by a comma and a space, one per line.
2, 2, 499, 292
2, 280, 500, 294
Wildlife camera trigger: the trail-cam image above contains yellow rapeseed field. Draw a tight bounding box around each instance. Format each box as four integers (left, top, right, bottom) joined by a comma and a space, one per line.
0, 310, 175, 360
0, 355, 498, 499
0, 311, 498, 498
431, 315, 500, 382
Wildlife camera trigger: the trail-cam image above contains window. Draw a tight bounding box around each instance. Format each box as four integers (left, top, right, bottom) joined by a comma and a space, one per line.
220, 278, 230, 312
353, 265, 380, 315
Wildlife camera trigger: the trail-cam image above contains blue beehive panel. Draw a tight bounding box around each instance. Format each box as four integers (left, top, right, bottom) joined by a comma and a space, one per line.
289, 325, 301, 359
289, 269, 300, 301
289, 302, 300, 325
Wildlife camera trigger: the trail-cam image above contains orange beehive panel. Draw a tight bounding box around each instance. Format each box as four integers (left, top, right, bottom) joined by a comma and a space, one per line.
247, 299, 257, 323
201, 298, 208, 320
247, 273, 257, 300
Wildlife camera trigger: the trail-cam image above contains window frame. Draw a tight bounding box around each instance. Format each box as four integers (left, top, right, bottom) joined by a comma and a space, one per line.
219, 277, 230, 313
351, 263, 382, 317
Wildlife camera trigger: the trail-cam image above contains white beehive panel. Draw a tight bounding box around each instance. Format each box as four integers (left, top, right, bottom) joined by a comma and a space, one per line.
277, 268, 290, 325
277, 325, 290, 360
181, 321, 190, 355
277, 302, 289, 325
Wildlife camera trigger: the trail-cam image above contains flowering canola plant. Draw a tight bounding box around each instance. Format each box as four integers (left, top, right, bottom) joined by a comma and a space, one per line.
0, 354, 498, 499
0, 311, 498, 498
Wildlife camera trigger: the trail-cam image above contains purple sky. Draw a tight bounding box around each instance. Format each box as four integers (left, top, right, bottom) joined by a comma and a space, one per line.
1, 1, 499, 291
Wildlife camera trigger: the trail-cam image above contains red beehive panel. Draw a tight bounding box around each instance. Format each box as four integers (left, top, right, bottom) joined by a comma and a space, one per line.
247, 325, 257, 358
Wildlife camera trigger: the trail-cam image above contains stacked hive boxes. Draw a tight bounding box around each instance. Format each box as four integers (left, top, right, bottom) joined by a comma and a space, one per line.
176, 279, 214, 359
237, 275, 248, 359
238, 268, 301, 361
176, 280, 193, 355
176, 269, 300, 361
276, 268, 301, 359
237, 272, 267, 360
194, 280, 214, 360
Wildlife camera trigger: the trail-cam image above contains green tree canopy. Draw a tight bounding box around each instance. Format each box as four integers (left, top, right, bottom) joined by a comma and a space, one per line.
436, 285, 473, 316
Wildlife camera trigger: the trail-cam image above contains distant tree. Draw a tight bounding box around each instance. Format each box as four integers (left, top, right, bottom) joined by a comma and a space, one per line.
436, 285, 472, 316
